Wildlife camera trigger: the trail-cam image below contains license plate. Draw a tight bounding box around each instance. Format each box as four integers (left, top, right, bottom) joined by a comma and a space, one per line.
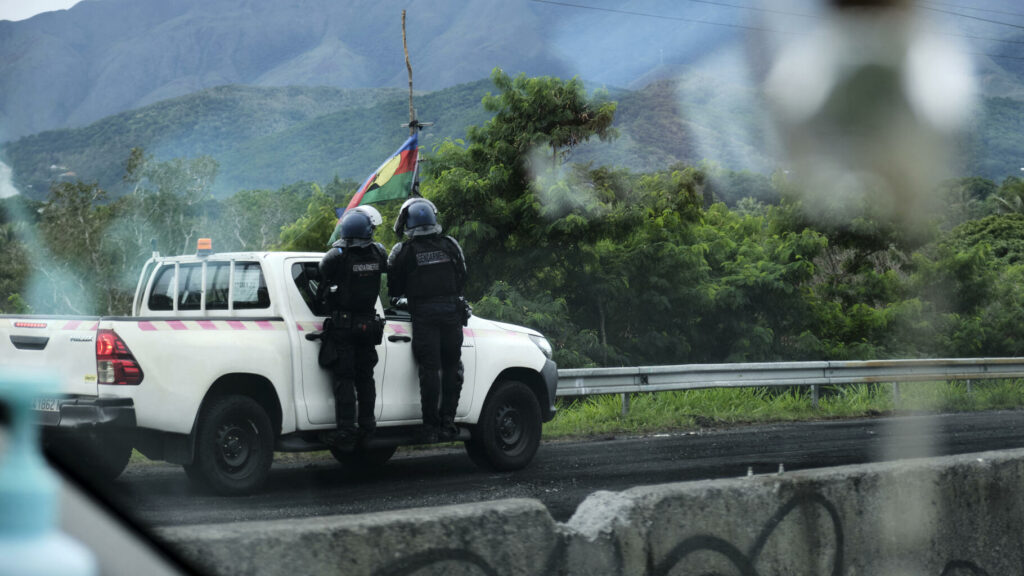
32, 398, 60, 412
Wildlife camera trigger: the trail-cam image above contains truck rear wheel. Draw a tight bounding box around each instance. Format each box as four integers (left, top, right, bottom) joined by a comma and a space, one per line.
49, 433, 133, 482
192, 395, 274, 495
465, 380, 541, 471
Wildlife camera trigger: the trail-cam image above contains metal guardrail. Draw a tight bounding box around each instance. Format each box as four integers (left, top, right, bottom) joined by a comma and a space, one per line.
556, 358, 1024, 412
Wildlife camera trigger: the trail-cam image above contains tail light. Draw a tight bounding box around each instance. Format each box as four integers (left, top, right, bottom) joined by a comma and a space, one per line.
96, 329, 144, 385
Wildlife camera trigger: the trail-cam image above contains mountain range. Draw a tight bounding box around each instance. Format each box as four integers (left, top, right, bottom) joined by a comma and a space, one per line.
3, 0, 1024, 198
0, 0, 762, 142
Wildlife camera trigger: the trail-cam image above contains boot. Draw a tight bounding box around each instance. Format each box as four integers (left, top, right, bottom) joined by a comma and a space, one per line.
414, 424, 439, 445
332, 428, 358, 452
439, 416, 459, 441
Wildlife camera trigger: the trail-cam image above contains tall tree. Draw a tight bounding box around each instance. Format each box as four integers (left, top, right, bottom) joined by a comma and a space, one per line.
425, 68, 618, 299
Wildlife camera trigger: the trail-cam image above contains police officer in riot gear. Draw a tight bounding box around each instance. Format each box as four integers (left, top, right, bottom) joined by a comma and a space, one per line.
317, 207, 387, 451
388, 198, 469, 443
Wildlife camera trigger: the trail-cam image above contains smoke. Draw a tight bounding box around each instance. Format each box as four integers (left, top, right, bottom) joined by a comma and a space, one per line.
0, 160, 19, 198
674, 47, 775, 176
525, 145, 608, 223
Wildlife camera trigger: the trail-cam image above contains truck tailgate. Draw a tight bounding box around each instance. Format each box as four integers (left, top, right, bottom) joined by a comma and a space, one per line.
0, 316, 100, 396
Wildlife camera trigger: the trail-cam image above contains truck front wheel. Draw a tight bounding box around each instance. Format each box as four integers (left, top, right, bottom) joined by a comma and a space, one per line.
465, 380, 541, 471
192, 395, 274, 495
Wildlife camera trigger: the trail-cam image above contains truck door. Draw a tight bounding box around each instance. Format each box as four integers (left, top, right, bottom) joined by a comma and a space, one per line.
378, 306, 476, 423
284, 259, 386, 426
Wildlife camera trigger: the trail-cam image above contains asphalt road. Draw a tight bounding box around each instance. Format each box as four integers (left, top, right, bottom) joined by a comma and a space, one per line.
106, 410, 1024, 528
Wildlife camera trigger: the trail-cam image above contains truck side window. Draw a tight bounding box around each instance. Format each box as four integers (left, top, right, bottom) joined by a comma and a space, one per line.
291, 262, 326, 316
148, 266, 175, 311
205, 263, 229, 311
233, 262, 270, 310
177, 264, 203, 311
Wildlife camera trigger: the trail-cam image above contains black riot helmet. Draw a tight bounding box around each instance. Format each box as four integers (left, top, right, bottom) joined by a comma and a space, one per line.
336, 209, 376, 247
393, 197, 442, 238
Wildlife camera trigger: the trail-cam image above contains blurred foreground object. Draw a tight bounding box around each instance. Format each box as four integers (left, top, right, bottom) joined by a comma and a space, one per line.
0, 370, 96, 576
766, 0, 976, 235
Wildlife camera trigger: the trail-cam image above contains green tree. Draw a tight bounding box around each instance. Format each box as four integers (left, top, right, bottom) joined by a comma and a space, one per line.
945, 213, 1024, 266
276, 184, 339, 252
0, 223, 30, 313
425, 68, 618, 300
937, 176, 997, 228
31, 180, 121, 313
119, 148, 220, 256
218, 183, 316, 251
994, 176, 1024, 214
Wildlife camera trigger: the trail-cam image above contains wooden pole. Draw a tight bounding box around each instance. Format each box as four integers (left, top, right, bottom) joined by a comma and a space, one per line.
402, 10, 415, 135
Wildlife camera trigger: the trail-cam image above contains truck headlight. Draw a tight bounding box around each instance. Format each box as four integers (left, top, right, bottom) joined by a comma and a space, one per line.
529, 335, 552, 359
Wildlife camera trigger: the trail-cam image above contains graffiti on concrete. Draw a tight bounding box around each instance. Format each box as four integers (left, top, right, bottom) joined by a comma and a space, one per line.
652, 491, 843, 576
651, 492, 994, 576
367, 491, 995, 576
372, 548, 500, 576
940, 560, 991, 576
370, 543, 571, 576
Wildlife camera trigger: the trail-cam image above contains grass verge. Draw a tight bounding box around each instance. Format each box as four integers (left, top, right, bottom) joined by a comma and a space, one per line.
542, 379, 1024, 439
126, 380, 1024, 464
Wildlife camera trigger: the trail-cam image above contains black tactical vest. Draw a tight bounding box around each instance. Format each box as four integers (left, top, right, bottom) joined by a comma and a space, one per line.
326, 245, 384, 313
405, 236, 460, 301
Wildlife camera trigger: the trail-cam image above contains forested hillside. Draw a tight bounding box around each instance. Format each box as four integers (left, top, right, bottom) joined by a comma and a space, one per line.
6, 72, 1024, 200
0, 0, 755, 141
4, 71, 1024, 368
2, 81, 492, 198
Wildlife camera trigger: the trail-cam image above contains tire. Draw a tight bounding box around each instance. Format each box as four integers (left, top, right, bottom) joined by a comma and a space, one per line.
48, 433, 133, 482
465, 380, 542, 471
93, 434, 134, 481
330, 444, 397, 469
182, 462, 202, 485
191, 395, 274, 495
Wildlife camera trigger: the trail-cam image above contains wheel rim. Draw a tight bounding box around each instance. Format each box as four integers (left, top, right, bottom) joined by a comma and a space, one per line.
217, 420, 257, 470
495, 404, 523, 449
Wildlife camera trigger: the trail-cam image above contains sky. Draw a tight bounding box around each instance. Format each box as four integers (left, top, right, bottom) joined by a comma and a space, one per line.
0, 0, 80, 22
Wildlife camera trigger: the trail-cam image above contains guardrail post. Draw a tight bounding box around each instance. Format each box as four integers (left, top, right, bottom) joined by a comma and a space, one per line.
811, 385, 819, 409
621, 393, 630, 417
966, 379, 973, 399
892, 382, 901, 410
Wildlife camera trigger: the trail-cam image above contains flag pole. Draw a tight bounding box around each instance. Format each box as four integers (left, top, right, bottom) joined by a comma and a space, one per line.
328, 12, 427, 244
403, 11, 415, 136
401, 11, 431, 197
400, 11, 432, 134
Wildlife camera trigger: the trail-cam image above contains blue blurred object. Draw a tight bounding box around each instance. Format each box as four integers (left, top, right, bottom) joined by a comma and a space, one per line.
0, 369, 97, 576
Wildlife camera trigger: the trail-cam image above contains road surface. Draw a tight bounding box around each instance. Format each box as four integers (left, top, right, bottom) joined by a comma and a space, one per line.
97, 410, 1024, 527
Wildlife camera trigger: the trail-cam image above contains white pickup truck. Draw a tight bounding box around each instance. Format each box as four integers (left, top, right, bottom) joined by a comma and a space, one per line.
1, 247, 558, 494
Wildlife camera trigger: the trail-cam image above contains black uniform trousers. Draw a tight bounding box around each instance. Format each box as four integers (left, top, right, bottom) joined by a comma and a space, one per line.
411, 318, 464, 427
330, 329, 378, 433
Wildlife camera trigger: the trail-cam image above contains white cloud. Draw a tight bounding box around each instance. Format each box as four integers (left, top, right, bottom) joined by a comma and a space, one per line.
0, 0, 81, 22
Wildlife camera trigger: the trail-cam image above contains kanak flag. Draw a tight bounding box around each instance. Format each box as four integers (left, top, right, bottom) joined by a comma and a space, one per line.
328, 133, 419, 244
350, 133, 419, 208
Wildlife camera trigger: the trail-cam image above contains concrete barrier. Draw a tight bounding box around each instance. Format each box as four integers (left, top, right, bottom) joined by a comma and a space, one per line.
161, 448, 1024, 575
